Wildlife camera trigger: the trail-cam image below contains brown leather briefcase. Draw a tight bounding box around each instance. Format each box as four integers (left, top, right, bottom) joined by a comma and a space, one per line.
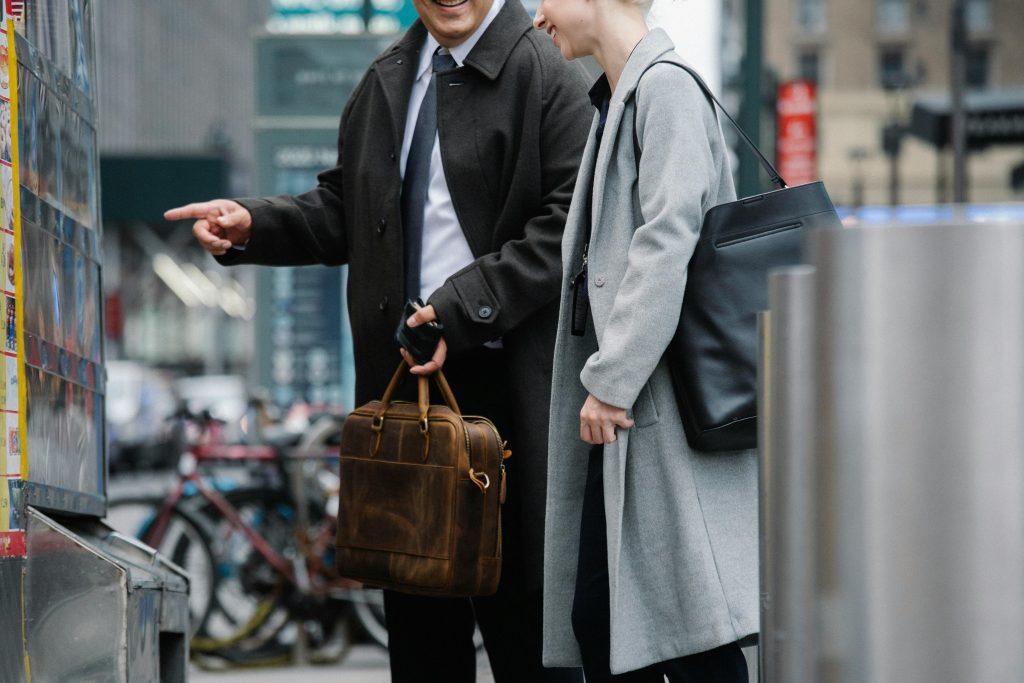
335, 362, 509, 597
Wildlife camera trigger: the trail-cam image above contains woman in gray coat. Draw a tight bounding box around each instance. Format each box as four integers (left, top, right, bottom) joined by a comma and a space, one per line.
533, 0, 759, 680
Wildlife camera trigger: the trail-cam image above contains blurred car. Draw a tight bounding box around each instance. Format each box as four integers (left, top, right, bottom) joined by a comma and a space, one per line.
106, 361, 179, 471
174, 374, 249, 439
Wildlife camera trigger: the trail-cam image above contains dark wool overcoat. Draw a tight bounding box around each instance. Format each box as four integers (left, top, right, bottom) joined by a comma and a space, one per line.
218, 0, 591, 588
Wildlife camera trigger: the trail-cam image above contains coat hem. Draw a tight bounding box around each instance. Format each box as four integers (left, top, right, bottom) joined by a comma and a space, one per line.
608, 628, 759, 676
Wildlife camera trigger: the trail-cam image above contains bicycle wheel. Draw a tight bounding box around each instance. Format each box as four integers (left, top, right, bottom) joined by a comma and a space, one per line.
104, 498, 216, 637
350, 588, 389, 648
190, 488, 351, 664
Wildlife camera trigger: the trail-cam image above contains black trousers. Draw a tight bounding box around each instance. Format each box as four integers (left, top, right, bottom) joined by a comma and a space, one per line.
571, 447, 749, 683
383, 347, 581, 683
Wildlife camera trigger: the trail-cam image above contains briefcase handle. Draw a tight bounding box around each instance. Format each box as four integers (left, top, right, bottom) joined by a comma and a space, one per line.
370, 362, 462, 459
379, 361, 462, 415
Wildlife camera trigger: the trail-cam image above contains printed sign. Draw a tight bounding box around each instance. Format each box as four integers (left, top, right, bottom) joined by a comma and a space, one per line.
776, 80, 818, 187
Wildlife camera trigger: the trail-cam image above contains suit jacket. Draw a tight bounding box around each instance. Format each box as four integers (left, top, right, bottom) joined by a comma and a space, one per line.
543, 30, 759, 673
217, 1, 591, 588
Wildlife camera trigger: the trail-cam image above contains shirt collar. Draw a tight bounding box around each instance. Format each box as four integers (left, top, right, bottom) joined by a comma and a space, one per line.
417, 0, 506, 80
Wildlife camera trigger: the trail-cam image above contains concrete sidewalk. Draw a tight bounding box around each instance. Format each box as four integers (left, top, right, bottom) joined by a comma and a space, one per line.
189, 644, 495, 682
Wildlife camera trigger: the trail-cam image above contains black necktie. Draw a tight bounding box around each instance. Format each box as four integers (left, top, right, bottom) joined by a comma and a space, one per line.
401, 48, 458, 301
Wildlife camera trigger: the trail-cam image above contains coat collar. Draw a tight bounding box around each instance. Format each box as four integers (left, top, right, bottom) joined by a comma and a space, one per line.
371, 1, 532, 154
610, 28, 679, 104
462, 0, 532, 80
374, 0, 531, 80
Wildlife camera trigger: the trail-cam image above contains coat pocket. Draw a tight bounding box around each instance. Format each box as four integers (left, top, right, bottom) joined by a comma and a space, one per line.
631, 381, 660, 428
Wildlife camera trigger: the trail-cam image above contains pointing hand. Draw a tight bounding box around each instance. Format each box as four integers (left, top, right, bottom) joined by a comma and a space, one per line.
165, 199, 253, 256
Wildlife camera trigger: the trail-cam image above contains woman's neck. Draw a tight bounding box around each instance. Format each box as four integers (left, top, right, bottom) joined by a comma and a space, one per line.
591, 13, 649, 94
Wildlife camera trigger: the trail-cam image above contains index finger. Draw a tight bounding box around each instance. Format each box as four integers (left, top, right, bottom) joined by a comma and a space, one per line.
164, 202, 215, 221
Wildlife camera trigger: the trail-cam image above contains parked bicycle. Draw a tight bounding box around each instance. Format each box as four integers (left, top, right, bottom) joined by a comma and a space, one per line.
104, 408, 389, 666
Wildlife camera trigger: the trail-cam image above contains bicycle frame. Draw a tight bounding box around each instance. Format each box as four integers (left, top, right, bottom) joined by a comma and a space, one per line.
144, 415, 347, 595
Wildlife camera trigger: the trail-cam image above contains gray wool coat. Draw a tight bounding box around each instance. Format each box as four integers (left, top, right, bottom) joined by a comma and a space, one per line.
543, 29, 759, 674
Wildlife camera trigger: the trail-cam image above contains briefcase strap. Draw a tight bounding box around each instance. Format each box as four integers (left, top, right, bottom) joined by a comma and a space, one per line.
634, 60, 787, 190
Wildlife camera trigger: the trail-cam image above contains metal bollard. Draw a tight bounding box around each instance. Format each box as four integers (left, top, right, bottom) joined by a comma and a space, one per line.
760, 266, 818, 683
808, 221, 1024, 682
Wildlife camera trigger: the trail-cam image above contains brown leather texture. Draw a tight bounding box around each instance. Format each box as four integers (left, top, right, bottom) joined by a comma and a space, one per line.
335, 363, 509, 597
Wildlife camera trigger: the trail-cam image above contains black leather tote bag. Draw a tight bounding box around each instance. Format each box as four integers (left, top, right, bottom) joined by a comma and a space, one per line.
634, 62, 841, 451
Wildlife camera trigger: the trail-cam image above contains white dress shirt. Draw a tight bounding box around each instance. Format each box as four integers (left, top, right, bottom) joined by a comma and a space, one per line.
400, 0, 505, 303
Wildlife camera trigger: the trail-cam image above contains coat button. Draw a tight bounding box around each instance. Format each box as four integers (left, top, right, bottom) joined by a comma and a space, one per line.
594, 277, 605, 287
478, 306, 493, 319
389, 151, 396, 161
379, 296, 389, 311
377, 218, 386, 234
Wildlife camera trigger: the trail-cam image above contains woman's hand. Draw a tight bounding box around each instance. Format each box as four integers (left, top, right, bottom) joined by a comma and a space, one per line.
580, 393, 634, 444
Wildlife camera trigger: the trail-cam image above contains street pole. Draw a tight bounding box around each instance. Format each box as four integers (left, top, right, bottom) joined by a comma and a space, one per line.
883, 121, 903, 207
950, 0, 968, 203
739, 0, 763, 197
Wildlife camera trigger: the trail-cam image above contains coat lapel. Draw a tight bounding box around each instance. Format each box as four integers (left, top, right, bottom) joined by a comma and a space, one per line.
588, 29, 677, 247
372, 24, 426, 158
588, 100, 624, 246
563, 113, 601, 268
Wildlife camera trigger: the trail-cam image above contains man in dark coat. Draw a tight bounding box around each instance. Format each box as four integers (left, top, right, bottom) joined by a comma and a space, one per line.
165, 0, 590, 680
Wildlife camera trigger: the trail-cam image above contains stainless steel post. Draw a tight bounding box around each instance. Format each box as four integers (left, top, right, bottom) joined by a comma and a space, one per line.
760, 266, 818, 683
810, 221, 1024, 681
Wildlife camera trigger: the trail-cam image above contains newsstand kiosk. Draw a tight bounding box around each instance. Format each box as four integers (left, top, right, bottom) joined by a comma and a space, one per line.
0, 4, 188, 681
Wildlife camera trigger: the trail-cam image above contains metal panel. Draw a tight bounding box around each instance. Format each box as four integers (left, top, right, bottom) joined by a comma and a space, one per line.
24, 508, 127, 682
809, 221, 1024, 681
0, 559, 28, 683
125, 587, 161, 683
20, 481, 105, 517
22, 508, 192, 681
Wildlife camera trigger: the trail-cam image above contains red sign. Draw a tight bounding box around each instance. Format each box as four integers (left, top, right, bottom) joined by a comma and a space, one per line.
5, 1, 25, 21
776, 80, 818, 187
0, 530, 26, 557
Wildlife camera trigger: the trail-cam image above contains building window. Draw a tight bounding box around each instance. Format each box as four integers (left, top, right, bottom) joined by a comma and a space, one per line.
877, 0, 909, 33
965, 0, 992, 32
796, 0, 825, 33
965, 45, 989, 88
878, 48, 906, 89
798, 51, 821, 86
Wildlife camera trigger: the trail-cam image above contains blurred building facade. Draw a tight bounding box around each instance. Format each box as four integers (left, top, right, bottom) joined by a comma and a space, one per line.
766, 0, 1024, 205
96, 1, 269, 375
97, 0, 267, 173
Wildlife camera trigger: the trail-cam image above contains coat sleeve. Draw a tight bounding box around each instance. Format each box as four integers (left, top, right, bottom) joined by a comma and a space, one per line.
426, 49, 591, 354
215, 78, 368, 269
579, 65, 716, 410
